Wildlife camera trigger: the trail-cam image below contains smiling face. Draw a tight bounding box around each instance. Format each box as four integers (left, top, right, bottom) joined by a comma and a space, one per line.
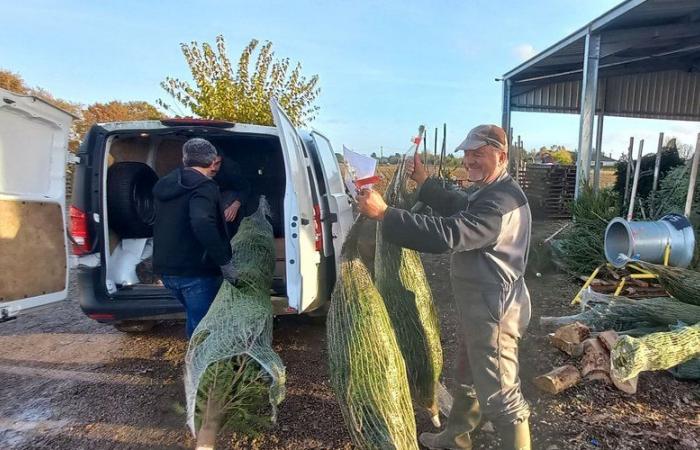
463, 144, 508, 184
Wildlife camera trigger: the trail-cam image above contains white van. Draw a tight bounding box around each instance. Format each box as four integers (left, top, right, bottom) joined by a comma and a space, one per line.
0, 88, 354, 330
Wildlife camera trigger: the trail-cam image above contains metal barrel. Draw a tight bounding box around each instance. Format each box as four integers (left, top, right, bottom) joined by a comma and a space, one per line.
604, 214, 695, 268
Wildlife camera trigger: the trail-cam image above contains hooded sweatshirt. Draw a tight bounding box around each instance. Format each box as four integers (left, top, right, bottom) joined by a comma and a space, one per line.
152, 167, 232, 277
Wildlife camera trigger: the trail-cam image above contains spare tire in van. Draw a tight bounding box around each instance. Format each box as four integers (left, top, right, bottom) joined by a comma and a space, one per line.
107, 162, 158, 238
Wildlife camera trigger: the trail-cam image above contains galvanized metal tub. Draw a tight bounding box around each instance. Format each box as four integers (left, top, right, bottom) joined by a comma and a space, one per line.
604, 214, 695, 268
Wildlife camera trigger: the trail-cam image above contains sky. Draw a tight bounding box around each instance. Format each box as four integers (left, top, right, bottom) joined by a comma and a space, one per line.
1, 0, 698, 158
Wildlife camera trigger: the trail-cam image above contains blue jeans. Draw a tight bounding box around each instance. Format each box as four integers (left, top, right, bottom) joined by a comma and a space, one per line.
161, 275, 222, 337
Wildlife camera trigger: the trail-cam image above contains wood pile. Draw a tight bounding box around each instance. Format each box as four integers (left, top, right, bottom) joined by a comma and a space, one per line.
535, 323, 638, 395
519, 164, 576, 219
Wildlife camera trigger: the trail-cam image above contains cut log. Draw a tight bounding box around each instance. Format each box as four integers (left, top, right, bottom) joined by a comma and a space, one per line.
554, 322, 590, 343
533, 365, 581, 394
581, 338, 610, 377
597, 330, 639, 394
584, 370, 612, 384
548, 334, 584, 356
597, 330, 619, 352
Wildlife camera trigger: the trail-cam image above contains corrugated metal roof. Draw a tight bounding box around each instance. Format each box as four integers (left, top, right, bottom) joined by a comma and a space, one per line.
511, 70, 700, 121
503, 0, 700, 121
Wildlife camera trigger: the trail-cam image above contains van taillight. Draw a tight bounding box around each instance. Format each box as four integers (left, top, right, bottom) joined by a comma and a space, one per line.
69, 205, 91, 255
313, 205, 323, 252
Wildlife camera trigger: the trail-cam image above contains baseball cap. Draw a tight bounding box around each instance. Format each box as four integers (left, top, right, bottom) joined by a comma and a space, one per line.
454, 124, 508, 153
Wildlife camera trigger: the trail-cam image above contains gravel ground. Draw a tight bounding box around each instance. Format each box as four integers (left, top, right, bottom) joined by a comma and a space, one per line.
1, 220, 698, 449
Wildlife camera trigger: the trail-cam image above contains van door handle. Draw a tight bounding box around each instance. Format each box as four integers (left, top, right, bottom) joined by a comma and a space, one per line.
301, 218, 310, 225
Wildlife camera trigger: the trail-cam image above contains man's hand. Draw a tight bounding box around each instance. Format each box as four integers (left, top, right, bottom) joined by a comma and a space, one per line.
224, 200, 241, 222
406, 152, 428, 186
357, 189, 388, 220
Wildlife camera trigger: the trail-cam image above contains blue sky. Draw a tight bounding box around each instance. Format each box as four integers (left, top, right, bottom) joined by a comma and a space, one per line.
1, 0, 697, 158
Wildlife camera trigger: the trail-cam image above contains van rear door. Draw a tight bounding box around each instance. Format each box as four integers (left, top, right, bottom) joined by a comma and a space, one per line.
0, 88, 75, 320
309, 131, 353, 264
270, 99, 320, 313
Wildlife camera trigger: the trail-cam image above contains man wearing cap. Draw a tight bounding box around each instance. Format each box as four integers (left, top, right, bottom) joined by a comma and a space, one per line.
153, 138, 239, 337
357, 124, 531, 450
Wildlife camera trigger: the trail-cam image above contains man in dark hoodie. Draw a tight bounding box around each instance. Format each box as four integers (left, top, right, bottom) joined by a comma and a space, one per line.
152, 138, 238, 337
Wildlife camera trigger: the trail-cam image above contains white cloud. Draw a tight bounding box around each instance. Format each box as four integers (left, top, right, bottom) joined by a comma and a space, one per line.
513, 44, 537, 61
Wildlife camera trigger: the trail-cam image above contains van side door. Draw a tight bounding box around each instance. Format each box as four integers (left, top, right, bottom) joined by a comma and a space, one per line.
309, 131, 353, 265
269, 99, 320, 313
0, 88, 75, 321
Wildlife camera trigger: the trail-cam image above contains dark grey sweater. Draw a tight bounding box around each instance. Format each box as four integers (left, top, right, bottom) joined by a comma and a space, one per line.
381, 173, 531, 287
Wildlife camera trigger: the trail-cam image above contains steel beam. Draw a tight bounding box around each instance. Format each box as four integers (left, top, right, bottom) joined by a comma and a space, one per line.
502, 78, 514, 173
593, 112, 605, 192
575, 32, 601, 199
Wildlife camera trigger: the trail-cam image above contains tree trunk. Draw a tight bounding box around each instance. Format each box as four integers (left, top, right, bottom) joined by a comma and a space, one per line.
533, 365, 581, 394
196, 397, 224, 450
581, 338, 610, 377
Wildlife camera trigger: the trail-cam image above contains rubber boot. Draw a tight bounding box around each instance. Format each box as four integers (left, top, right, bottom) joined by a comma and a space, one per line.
499, 419, 531, 450
419, 386, 482, 450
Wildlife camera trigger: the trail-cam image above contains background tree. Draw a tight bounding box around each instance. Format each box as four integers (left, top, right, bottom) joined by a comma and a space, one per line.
159, 36, 320, 127
1, 68, 162, 150
74, 101, 164, 139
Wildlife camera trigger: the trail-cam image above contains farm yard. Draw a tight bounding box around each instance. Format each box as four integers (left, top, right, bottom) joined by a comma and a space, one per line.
1, 216, 698, 450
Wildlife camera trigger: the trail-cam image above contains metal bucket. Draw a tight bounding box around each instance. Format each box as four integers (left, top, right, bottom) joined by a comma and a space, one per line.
604, 214, 695, 268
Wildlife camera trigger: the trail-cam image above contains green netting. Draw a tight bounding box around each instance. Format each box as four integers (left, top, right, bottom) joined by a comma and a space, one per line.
327, 221, 419, 450
184, 197, 285, 440
633, 260, 700, 306
375, 161, 443, 423
611, 323, 700, 381
540, 290, 700, 332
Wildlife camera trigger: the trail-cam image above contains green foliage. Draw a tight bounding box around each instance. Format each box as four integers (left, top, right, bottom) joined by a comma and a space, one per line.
195, 355, 272, 436
327, 221, 419, 449
613, 147, 683, 203
186, 198, 285, 445
557, 187, 620, 275
160, 36, 320, 127
612, 323, 700, 382
551, 149, 574, 165
374, 165, 442, 419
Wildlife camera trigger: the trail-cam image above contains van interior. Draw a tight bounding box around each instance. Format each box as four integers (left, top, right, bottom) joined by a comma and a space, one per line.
103, 130, 287, 297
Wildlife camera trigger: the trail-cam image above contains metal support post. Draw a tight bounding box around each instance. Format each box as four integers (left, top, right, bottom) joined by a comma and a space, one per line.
502, 78, 513, 175
593, 112, 605, 192
624, 137, 634, 206
575, 32, 601, 199
650, 132, 664, 205
627, 139, 644, 221
684, 133, 700, 218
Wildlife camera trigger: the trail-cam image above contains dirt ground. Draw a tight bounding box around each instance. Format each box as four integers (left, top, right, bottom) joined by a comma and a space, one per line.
1, 220, 699, 449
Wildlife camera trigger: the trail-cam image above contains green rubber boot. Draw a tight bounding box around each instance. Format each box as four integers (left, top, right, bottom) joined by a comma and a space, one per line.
499, 419, 531, 450
419, 386, 482, 450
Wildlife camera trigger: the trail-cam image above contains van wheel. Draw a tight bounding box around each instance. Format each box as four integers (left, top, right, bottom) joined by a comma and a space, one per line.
108, 162, 158, 238
113, 320, 156, 333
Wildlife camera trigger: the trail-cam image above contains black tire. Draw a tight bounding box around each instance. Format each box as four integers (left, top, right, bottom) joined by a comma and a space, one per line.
113, 320, 156, 333
107, 162, 158, 238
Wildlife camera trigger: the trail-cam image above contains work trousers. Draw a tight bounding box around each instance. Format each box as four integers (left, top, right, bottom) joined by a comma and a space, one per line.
451, 276, 531, 426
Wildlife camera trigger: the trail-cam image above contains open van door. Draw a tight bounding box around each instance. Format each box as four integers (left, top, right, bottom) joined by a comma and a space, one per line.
0, 88, 75, 321
270, 98, 320, 313
309, 131, 353, 265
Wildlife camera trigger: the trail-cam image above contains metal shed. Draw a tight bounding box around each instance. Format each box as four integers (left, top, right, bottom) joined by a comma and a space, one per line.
502, 0, 700, 198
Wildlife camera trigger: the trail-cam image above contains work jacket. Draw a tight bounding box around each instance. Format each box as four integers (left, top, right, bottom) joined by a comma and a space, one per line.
381, 172, 531, 288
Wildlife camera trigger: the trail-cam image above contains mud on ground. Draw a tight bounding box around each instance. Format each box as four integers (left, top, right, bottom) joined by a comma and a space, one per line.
1, 220, 698, 449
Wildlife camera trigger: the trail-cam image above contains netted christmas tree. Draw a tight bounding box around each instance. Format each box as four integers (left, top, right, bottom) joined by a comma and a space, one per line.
184, 197, 285, 449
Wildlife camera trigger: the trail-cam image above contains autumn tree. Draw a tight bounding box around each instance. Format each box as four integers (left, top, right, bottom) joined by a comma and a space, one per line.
159, 36, 320, 127
2, 68, 163, 150
0, 69, 29, 94
74, 101, 163, 139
